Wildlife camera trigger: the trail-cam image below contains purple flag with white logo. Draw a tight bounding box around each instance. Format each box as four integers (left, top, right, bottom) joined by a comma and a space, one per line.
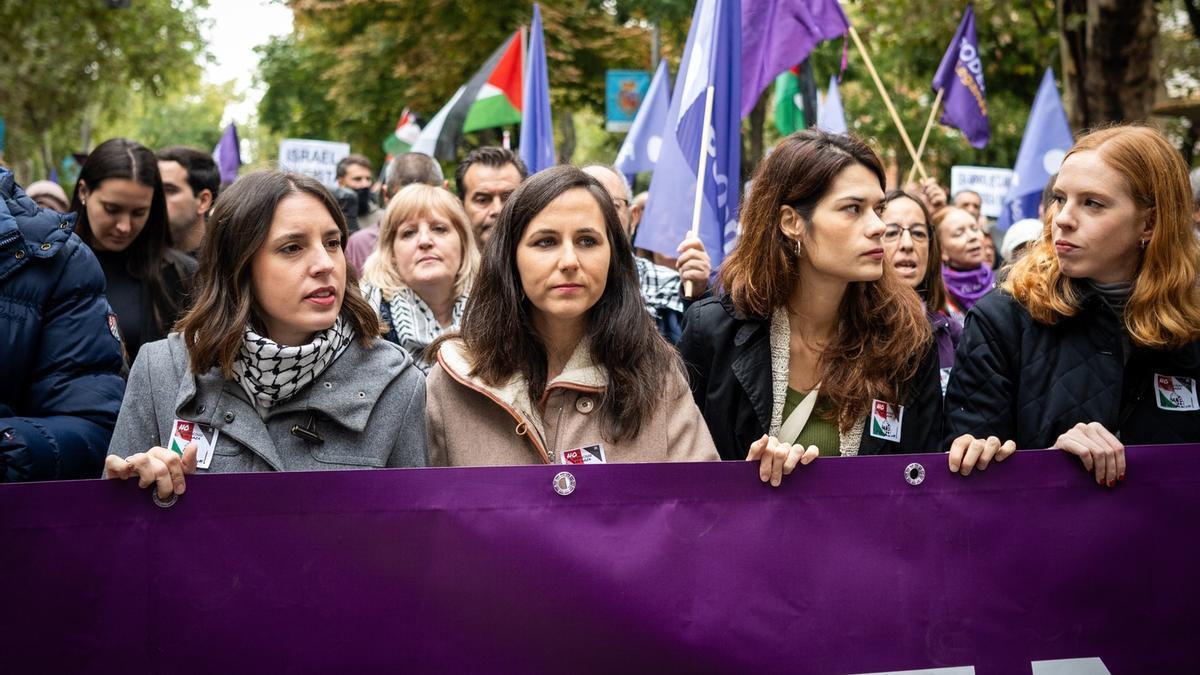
932, 4, 989, 148
212, 123, 241, 185
740, 0, 850, 119
636, 0, 741, 267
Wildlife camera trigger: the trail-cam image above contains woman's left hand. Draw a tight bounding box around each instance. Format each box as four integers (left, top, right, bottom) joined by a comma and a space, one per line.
747, 434, 819, 487
676, 236, 711, 298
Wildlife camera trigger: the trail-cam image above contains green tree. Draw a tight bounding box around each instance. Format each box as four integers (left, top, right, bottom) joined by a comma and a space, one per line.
0, 0, 209, 182
95, 79, 237, 152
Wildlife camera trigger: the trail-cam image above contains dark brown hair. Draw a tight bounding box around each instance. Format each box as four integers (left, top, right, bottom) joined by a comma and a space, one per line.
437, 164, 680, 442
71, 137, 178, 333
720, 129, 931, 430
174, 171, 382, 377
879, 190, 948, 313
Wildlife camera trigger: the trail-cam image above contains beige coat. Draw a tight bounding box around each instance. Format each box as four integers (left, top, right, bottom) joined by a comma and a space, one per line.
426, 337, 718, 467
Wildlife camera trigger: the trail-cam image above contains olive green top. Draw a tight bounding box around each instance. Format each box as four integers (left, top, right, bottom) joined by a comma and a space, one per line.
782, 387, 840, 457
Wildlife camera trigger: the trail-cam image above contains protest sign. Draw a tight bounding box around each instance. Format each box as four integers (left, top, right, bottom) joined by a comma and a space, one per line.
605, 70, 651, 133
278, 138, 351, 188
951, 165, 1014, 219
3, 446, 1195, 672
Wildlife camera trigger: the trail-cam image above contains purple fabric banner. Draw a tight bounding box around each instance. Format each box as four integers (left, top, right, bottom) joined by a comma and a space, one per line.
3, 446, 1197, 673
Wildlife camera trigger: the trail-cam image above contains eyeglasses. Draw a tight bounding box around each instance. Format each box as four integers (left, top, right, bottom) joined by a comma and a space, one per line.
882, 224, 930, 244
612, 198, 630, 211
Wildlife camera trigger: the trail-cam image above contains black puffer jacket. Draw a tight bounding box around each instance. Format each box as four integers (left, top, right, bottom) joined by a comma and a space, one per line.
943, 286, 1200, 448
679, 295, 944, 460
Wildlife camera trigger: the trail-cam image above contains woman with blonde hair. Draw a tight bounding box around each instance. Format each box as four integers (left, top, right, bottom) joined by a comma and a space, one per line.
360, 183, 481, 371
680, 130, 943, 482
946, 125, 1200, 485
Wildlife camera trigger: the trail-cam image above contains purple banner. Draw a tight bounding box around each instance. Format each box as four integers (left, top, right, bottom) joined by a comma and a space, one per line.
3, 446, 1197, 673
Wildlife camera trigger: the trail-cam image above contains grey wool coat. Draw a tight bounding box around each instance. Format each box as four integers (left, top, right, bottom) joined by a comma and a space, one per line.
106, 332, 427, 473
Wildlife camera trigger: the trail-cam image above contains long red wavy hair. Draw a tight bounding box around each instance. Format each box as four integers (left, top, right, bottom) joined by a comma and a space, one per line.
1004, 125, 1200, 349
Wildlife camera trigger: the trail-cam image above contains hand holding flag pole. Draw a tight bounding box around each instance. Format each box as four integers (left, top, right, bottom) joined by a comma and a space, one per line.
683, 85, 716, 300
846, 25, 928, 180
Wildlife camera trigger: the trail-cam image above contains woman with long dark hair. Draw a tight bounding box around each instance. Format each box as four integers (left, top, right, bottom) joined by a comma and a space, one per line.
680, 130, 943, 481
104, 171, 426, 501
71, 138, 194, 361
880, 190, 961, 387
946, 125, 1200, 484
424, 165, 717, 467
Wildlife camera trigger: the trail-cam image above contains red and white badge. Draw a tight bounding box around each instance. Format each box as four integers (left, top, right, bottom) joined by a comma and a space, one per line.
560, 444, 606, 465
869, 399, 904, 443
168, 418, 219, 469
1154, 374, 1199, 411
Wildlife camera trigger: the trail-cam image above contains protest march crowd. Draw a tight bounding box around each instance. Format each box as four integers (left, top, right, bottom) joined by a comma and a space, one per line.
4, 0, 1200, 514
4, 120, 1200, 502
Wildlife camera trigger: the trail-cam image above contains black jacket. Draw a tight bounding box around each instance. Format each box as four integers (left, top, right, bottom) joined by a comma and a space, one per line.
679, 295, 945, 460
943, 286, 1200, 448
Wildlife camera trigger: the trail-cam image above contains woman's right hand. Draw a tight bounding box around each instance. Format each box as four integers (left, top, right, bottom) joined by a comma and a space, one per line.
1052, 422, 1125, 488
947, 434, 1016, 476
747, 434, 819, 488
104, 443, 197, 500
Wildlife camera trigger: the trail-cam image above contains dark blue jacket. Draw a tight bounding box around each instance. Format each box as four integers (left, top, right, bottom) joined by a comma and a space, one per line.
0, 169, 126, 481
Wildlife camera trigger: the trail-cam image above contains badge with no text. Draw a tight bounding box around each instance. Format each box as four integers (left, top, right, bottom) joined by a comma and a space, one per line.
869, 399, 904, 442
1154, 374, 1199, 411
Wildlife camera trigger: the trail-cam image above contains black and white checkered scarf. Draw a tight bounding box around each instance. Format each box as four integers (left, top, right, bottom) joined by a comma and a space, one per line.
232, 316, 354, 408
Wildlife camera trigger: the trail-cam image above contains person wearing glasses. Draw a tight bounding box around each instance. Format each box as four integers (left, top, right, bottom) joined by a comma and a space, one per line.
933, 205, 994, 323
880, 190, 961, 389
679, 130, 943, 470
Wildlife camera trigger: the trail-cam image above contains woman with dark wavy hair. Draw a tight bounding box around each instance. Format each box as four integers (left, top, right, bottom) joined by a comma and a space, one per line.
425, 165, 718, 468
680, 129, 943, 482
71, 137, 195, 362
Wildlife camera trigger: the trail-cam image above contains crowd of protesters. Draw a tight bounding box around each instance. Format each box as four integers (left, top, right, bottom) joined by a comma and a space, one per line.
3, 124, 1199, 500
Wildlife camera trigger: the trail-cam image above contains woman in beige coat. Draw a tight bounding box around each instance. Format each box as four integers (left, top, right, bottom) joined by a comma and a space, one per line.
425, 165, 717, 467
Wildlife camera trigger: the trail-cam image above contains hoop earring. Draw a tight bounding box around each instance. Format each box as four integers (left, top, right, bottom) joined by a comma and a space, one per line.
1140, 238, 1148, 251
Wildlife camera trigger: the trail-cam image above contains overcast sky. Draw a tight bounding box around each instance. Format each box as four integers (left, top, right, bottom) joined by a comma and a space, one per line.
198, 0, 294, 124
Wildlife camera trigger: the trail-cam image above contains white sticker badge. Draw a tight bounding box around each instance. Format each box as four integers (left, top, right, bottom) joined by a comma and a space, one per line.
1154, 374, 1199, 411
560, 444, 606, 465
869, 400, 904, 443
168, 418, 220, 469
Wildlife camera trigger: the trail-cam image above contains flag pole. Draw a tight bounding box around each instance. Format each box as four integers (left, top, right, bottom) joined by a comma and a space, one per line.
906, 88, 945, 186
683, 84, 716, 300
846, 25, 928, 181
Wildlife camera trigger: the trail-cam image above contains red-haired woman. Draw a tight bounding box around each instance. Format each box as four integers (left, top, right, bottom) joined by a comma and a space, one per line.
946, 125, 1200, 486
680, 130, 943, 484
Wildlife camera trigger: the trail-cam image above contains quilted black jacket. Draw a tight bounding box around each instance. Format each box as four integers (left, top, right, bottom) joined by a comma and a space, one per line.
679, 295, 945, 460
943, 286, 1200, 449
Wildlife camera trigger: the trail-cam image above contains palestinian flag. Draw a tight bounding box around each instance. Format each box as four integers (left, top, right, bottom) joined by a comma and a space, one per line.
382, 108, 422, 158
411, 31, 523, 160
773, 59, 819, 136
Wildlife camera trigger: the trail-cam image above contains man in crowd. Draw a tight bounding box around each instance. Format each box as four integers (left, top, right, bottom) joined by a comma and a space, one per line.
1, 169, 125, 482
952, 189, 983, 219
336, 154, 382, 234
346, 152, 445, 275
582, 164, 711, 344
454, 146, 526, 247
157, 146, 219, 257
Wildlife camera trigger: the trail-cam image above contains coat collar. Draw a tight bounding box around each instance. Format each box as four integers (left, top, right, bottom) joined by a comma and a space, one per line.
436, 336, 607, 448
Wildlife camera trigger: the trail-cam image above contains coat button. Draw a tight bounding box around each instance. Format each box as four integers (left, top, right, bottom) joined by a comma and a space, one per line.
223, 411, 235, 423
59, 221, 68, 229
14, 250, 24, 259
575, 397, 594, 414
39, 242, 51, 250
198, 404, 206, 414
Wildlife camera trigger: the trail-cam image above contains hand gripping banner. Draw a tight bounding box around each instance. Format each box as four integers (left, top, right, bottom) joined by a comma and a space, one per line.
2, 446, 1197, 673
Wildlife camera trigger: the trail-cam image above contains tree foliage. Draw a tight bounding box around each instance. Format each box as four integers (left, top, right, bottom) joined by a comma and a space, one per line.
0, 0, 208, 182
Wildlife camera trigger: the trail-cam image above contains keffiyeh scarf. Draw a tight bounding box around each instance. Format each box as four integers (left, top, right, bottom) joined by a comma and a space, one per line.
232, 316, 354, 408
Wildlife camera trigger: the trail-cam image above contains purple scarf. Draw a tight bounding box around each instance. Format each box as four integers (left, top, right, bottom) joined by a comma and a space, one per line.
942, 263, 995, 312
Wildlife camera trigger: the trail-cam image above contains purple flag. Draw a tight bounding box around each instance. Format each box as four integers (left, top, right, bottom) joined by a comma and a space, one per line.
3, 446, 1198, 672
740, 0, 850, 119
212, 123, 240, 185
932, 3, 989, 148
519, 4, 555, 174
